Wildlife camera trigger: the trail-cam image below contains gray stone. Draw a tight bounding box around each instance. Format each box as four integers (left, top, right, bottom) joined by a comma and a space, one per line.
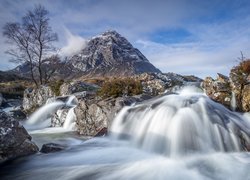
75, 95, 152, 136
23, 85, 55, 112
40, 143, 66, 153
0, 111, 38, 162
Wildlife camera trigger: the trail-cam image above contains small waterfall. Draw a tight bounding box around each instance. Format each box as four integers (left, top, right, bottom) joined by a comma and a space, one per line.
25, 95, 78, 131
26, 101, 65, 129
231, 92, 237, 111
63, 108, 76, 130
111, 89, 250, 157
62, 95, 78, 130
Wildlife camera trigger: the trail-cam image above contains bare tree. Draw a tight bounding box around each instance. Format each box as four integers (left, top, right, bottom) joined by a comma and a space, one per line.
3, 4, 58, 86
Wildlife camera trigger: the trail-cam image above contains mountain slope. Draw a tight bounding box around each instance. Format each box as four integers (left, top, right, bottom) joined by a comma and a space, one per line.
69, 30, 161, 77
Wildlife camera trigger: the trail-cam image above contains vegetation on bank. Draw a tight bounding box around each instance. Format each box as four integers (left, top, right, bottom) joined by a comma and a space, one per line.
97, 78, 143, 98
48, 79, 64, 96
0, 80, 32, 98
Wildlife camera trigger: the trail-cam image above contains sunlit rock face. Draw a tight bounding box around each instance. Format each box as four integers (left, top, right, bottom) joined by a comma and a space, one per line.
111, 89, 250, 157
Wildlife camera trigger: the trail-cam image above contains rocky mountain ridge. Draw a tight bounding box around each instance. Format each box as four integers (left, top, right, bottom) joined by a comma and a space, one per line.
8, 30, 161, 79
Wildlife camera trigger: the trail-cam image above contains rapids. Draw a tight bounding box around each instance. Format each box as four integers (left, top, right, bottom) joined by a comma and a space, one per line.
0, 87, 250, 180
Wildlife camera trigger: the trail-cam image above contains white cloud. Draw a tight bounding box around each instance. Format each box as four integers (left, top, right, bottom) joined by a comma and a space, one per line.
59, 29, 88, 57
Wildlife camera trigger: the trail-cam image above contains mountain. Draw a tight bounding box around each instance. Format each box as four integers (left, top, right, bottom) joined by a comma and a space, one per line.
8, 30, 161, 79
68, 30, 161, 77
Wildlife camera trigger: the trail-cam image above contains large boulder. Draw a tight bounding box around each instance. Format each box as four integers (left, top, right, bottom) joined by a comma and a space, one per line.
75, 94, 151, 136
0, 111, 38, 162
23, 85, 55, 112
202, 74, 232, 109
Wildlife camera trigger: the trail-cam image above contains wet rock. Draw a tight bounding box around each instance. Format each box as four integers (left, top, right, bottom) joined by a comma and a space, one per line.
23, 85, 55, 113
94, 127, 108, 137
0, 111, 38, 162
40, 143, 66, 153
9, 109, 27, 120
75, 94, 152, 136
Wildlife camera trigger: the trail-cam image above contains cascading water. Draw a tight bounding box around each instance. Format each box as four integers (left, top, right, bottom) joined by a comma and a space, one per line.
231, 91, 237, 111
111, 89, 250, 157
1, 87, 250, 180
25, 95, 78, 131
63, 97, 78, 130
25, 101, 65, 130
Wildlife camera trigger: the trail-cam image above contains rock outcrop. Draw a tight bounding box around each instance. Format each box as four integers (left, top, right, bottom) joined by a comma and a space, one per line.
203, 72, 250, 112
136, 72, 202, 96
0, 111, 38, 162
23, 85, 55, 112
202, 74, 232, 109
74, 94, 152, 136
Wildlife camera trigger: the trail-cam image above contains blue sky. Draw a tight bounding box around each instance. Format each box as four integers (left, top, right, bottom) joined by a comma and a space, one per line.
0, 0, 250, 78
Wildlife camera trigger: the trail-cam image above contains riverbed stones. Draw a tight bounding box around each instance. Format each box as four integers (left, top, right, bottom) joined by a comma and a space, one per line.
40, 143, 66, 153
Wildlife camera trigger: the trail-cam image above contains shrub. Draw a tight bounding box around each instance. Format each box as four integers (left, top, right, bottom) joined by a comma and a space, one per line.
49, 79, 64, 96
97, 78, 142, 98
239, 59, 250, 74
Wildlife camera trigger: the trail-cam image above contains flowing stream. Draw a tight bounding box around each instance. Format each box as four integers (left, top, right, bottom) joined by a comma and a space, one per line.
0, 88, 250, 180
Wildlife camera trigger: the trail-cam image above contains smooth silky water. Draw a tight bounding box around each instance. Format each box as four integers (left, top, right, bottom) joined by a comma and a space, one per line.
1, 88, 250, 180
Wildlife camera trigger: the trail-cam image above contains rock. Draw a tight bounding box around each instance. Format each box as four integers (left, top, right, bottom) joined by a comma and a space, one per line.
9, 109, 27, 120
40, 143, 66, 153
202, 74, 232, 108
75, 94, 152, 136
94, 127, 108, 137
0, 93, 3, 107
242, 84, 250, 112
51, 109, 69, 127
23, 85, 55, 112
136, 72, 202, 96
60, 81, 99, 96
0, 111, 38, 162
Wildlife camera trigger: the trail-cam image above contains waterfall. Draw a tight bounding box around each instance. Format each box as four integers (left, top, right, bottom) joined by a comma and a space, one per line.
25, 95, 78, 131
111, 89, 250, 157
231, 91, 237, 111
25, 101, 65, 129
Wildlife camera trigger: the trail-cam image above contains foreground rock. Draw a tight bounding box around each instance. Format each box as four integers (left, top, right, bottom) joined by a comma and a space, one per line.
40, 143, 66, 153
0, 111, 38, 162
23, 85, 55, 113
75, 94, 152, 136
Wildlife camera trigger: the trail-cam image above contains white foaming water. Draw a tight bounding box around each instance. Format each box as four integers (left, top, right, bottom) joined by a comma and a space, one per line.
25, 101, 65, 129
2, 88, 250, 180
111, 89, 250, 157
25, 95, 78, 131
63, 108, 76, 130
231, 91, 237, 111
